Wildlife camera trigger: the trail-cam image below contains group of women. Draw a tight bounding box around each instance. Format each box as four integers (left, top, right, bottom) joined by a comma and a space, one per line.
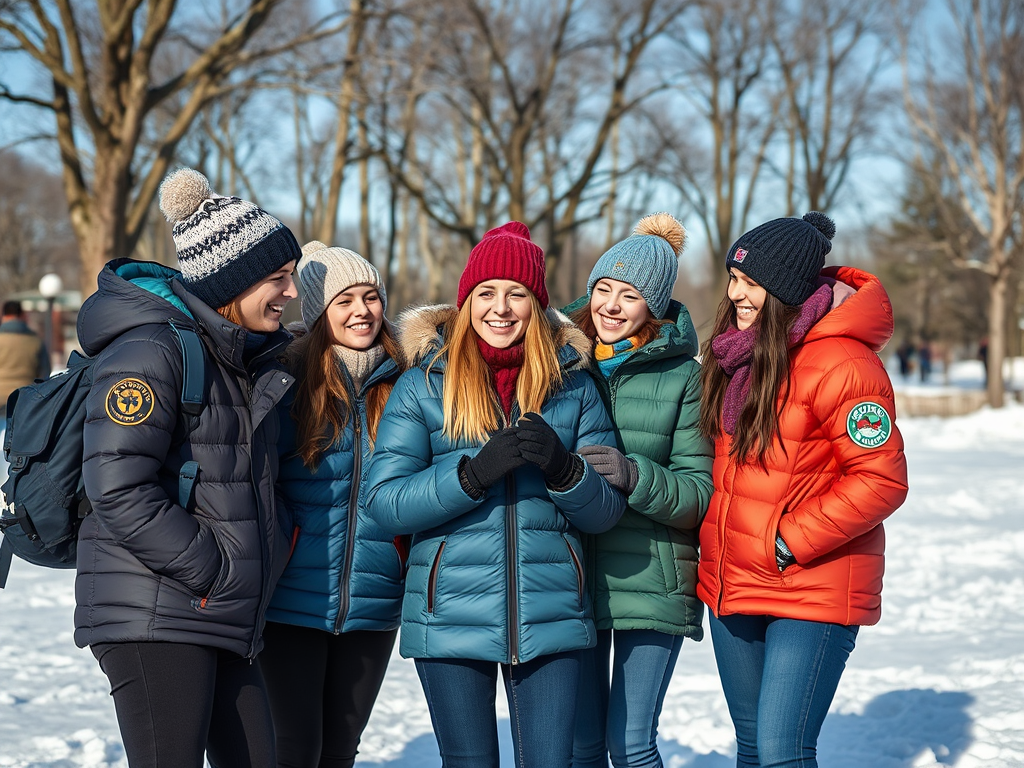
73, 166, 908, 768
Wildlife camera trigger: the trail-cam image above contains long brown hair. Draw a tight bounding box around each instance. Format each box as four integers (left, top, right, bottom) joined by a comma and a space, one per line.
216, 301, 244, 326
430, 293, 563, 444
698, 292, 801, 465
291, 318, 403, 471
568, 299, 667, 351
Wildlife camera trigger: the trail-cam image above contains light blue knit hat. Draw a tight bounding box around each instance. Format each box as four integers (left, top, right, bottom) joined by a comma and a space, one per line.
586, 213, 686, 319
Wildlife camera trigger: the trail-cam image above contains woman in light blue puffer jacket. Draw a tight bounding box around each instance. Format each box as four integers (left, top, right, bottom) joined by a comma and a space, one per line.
260, 241, 406, 768
365, 222, 625, 768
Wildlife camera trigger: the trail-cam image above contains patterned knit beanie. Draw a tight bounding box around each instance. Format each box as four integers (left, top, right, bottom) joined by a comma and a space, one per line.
725, 211, 835, 306
457, 221, 548, 309
158, 168, 302, 309
296, 241, 387, 330
587, 213, 686, 319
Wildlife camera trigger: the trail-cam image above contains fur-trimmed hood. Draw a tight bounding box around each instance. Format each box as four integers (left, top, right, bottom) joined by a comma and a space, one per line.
396, 303, 593, 370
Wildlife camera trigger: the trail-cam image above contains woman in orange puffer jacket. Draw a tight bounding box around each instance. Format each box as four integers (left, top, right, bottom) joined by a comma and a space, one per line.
697, 212, 908, 768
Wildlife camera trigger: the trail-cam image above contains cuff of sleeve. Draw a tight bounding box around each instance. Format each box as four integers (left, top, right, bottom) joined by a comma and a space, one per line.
458, 456, 486, 500
547, 454, 585, 493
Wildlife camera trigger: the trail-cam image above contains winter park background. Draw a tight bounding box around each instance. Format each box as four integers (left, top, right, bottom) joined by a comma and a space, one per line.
2, 357, 1023, 767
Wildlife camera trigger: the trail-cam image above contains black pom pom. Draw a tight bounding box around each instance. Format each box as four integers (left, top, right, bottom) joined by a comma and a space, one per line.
802, 211, 835, 240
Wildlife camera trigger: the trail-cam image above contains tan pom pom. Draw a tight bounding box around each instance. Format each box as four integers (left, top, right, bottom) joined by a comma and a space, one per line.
302, 240, 330, 258
633, 212, 686, 255
159, 168, 212, 223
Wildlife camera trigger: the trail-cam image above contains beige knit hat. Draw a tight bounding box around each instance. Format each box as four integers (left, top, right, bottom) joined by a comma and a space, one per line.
297, 241, 387, 329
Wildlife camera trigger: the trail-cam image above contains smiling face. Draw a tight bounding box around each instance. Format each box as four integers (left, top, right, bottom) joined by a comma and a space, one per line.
727, 267, 767, 331
470, 279, 533, 348
324, 284, 385, 349
590, 278, 650, 344
235, 261, 298, 333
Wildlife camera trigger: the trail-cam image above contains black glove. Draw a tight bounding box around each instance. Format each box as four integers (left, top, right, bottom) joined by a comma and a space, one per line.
516, 412, 575, 486
462, 428, 528, 496
577, 444, 638, 495
775, 534, 796, 572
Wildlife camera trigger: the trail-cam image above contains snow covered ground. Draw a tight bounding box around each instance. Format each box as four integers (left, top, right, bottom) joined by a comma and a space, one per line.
2, 365, 1023, 767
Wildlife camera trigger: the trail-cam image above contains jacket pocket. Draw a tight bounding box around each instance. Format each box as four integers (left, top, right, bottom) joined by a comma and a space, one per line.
563, 534, 585, 606
191, 530, 229, 611
287, 526, 301, 562
427, 540, 446, 614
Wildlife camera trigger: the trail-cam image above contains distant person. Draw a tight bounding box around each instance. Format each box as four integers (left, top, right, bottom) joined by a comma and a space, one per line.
0, 299, 50, 417
979, 337, 989, 386
698, 212, 909, 768
895, 339, 914, 380
918, 340, 932, 383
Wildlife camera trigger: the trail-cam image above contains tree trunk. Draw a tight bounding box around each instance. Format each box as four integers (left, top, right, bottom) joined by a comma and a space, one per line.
987, 268, 1008, 408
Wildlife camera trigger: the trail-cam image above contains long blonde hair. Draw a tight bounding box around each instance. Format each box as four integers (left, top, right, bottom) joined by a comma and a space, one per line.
430, 293, 563, 444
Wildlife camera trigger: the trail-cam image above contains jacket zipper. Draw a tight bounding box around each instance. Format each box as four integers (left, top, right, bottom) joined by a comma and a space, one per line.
335, 412, 362, 633
716, 458, 737, 615
247, 374, 269, 657
427, 540, 446, 613
506, 472, 520, 665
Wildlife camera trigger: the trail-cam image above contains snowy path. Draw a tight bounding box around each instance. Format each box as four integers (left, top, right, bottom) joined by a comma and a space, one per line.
2, 404, 1023, 767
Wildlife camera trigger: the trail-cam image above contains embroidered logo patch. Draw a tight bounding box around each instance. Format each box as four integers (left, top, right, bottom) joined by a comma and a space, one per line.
105, 378, 156, 426
846, 402, 892, 448
734, 247, 748, 263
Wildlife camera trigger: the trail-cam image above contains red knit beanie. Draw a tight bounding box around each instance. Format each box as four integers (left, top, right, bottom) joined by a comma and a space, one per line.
456, 221, 549, 309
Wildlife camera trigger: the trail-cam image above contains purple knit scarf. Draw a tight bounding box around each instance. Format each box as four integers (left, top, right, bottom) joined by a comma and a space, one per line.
711, 284, 832, 435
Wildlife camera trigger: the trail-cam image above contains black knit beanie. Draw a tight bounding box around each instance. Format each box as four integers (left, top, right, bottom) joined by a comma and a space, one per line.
724, 211, 835, 306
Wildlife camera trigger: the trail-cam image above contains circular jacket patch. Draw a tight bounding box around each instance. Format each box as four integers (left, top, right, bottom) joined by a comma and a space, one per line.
846, 401, 892, 448
105, 378, 156, 426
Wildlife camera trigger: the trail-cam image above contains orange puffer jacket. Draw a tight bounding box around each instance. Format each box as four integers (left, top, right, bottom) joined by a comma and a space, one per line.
697, 266, 908, 627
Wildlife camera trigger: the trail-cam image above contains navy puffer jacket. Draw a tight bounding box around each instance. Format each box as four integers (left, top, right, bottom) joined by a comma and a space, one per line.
365, 306, 626, 665
74, 259, 294, 658
267, 331, 404, 633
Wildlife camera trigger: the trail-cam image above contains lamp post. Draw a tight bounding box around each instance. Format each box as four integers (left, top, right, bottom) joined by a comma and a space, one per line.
38, 273, 63, 370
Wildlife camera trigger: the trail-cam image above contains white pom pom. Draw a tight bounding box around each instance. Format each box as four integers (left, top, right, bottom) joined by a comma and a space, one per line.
301, 240, 330, 258
633, 212, 686, 255
159, 168, 212, 223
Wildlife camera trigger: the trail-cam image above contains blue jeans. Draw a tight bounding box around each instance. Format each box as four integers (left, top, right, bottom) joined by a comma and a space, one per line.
573, 629, 683, 768
416, 651, 582, 768
709, 613, 858, 768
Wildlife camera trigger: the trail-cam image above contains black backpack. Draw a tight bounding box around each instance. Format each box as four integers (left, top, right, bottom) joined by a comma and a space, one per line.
0, 321, 207, 588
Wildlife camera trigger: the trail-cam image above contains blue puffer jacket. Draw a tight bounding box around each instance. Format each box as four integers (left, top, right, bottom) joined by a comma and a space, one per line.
365, 306, 626, 665
267, 333, 404, 633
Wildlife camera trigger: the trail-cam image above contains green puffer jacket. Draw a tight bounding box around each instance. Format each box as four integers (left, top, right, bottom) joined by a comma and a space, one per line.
564, 297, 714, 639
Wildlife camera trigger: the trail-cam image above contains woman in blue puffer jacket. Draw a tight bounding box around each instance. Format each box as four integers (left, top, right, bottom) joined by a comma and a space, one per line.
260, 241, 406, 768
365, 222, 626, 768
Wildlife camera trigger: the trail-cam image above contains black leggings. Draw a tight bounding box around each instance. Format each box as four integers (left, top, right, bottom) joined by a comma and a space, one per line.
257, 622, 397, 768
92, 641, 275, 768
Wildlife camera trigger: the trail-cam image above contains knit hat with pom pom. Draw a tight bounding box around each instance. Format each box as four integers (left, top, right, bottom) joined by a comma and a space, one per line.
725, 211, 835, 306
158, 167, 301, 309
457, 221, 548, 309
587, 212, 686, 319
296, 240, 386, 330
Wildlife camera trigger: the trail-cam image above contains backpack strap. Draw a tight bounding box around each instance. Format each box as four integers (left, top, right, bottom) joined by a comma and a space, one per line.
168, 322, 206, 417
168, 321, 206, 510
0, 536, 12, 589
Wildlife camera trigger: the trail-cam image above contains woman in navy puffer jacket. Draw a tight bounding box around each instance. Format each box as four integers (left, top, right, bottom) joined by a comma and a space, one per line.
260, 241, 405, 768
365, 222, 625, 768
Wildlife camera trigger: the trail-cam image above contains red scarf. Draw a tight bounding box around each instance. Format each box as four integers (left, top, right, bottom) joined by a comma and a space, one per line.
476, 338, 525, 418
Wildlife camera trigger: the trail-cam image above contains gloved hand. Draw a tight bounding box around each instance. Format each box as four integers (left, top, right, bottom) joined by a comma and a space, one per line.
577, 444, 638, 495
462, 427, 528, 494
516, 412, 575, 485
775, 534, 796, 572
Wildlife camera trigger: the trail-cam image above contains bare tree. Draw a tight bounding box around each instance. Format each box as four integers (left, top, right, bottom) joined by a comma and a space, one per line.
768, 0, 894, 213
896, 0, 1024, 407
0, 0, 339, 294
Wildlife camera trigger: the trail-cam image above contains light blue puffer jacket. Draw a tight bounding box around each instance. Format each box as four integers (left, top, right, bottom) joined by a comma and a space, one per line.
267, 334, 405, 633
365, 306, 626, 664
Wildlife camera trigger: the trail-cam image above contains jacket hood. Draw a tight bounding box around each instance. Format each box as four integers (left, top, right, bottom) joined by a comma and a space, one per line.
77, 259, 192, 356
397, 303, 593, 370
805, 266, 894, 353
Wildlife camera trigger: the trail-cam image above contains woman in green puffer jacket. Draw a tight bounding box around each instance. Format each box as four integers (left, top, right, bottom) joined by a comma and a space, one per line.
566, 213, 714, 768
